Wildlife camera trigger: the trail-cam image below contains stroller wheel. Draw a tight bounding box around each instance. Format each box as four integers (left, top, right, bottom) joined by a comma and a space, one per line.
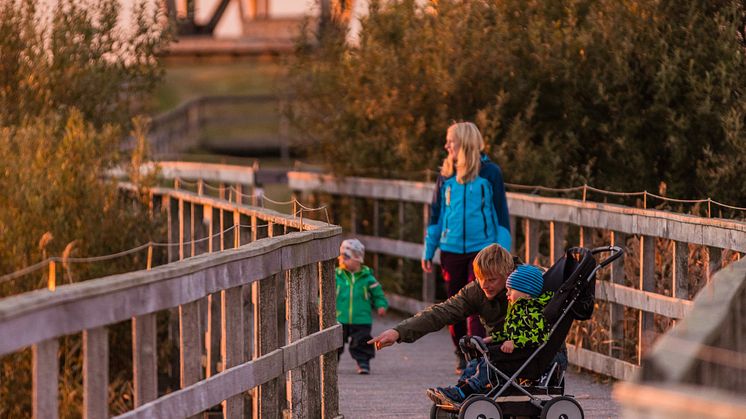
540, 396, 584, 419
458, 395, 502, 419
431, 404, 458, 419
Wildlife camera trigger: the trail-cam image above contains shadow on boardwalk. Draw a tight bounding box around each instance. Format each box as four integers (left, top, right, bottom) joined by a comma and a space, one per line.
338, 314, 620, 418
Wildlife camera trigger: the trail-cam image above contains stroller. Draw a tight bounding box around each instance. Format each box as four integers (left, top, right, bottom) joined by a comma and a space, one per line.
430, 245, 623, 419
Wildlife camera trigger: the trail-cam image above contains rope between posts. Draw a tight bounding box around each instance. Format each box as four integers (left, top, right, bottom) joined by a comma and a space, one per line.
504, 181, 745, 214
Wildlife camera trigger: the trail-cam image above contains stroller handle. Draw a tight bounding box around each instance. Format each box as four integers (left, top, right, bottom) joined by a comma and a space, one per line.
591, 245, 624, 268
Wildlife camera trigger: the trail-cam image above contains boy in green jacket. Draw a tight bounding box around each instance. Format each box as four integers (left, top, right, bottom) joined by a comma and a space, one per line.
336, 238, 389, 374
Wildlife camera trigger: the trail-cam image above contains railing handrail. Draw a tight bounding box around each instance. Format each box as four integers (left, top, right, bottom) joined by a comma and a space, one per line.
288, 170, 745, 384
288, 171, 746, 252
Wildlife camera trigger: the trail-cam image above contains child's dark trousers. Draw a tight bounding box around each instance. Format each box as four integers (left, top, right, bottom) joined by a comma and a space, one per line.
339, 324, 375, 365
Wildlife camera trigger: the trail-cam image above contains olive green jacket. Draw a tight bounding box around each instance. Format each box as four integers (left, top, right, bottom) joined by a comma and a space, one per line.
393, 281, 508, 343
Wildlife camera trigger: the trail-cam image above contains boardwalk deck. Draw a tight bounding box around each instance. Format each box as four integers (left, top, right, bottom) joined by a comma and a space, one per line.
338, 314, 619, 418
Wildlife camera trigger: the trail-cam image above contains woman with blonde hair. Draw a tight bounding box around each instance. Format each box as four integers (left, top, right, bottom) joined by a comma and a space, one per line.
421, 121, 511, 373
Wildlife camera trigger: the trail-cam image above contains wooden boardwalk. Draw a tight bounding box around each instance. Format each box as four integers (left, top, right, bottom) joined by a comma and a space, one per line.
338, 314, 619, 418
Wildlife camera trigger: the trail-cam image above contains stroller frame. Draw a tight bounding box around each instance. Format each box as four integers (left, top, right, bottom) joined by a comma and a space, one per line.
432, 245, 623, 419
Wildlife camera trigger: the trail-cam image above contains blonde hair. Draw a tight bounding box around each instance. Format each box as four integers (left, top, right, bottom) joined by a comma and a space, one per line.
473, 244, 514, 285
440, 122, 485, 184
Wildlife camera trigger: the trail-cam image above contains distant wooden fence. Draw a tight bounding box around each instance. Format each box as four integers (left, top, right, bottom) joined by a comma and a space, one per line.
614, 257, 746, 418
288, 171, 746, 381
0, 182, 342, 418
121, 95, 289, 158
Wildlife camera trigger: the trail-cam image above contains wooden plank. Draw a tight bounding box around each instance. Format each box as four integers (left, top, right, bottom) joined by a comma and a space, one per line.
609, 231, 626, 359
112, 161, 255, 186
221, 286, 244, 417
167, 196, 177, 263
117, 349, 284, 419
640, 258, 746, 383
509, 216, 517, 254
614, 382, 746, 419
596, 281, 693, 319
117, 326, 342, 419
33, 339, 59, 419
253, 273, 280, 418
133, 313, 158, 407
287, 172, 746, 251
83, 327, 109, 419
549, 221, 566, 263
580, 226, 593, 249
286, 264, 312, 418
566, 344, 638, 381
179, 300, 202, 389
708, 246, 722, 283
639, 235, 655, 359
319, 260, 340, 419
0, 230, 340, 356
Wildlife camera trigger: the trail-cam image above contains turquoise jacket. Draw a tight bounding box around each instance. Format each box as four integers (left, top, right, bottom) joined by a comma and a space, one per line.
335, 265, 389, 325
424, 154, 511, 260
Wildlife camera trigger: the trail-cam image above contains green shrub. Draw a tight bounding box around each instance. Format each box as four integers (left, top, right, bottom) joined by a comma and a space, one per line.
286, 0, 746, 206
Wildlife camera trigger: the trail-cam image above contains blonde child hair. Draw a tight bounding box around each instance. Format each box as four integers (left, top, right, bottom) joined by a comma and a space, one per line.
473, 244, 514, 285
440, 121, 485, 184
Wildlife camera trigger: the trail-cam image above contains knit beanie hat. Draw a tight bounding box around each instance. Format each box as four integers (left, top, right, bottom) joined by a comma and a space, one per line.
506, 265, 544, 298
340, 239, 365, 262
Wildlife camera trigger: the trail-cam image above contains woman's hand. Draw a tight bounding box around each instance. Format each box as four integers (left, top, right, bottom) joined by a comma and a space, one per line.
368, 328, 399, 350
421, 259, 433, 273
377, 307, 387, 317
501, 340, 514, 353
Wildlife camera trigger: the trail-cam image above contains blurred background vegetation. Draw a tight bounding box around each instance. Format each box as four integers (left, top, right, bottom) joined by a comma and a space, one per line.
286, 0, 746, 206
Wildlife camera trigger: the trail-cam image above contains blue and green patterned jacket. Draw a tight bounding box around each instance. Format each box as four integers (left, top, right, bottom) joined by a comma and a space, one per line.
490, 291, 553, 348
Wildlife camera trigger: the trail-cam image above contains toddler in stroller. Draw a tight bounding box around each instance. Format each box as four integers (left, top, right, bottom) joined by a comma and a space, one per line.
428, 245, 623, 419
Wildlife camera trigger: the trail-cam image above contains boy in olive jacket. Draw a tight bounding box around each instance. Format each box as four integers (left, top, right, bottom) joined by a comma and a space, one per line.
336, 239, 388, 374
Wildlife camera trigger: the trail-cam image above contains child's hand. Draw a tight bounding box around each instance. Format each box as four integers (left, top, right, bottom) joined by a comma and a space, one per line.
501, 340, 514, 353
483, 336, 493, 344
377, 307, 386, 317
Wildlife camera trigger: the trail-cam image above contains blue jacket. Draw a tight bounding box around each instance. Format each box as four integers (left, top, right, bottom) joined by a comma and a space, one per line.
423, 154, 511, 260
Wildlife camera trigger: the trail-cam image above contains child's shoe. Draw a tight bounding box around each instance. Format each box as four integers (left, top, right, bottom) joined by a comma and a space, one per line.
356, 362, 370, 375
435, 386, 466, 404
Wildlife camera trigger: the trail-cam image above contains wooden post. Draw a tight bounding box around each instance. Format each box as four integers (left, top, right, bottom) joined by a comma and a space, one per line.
306, 261, 322, 418
373, 199, 380, 277
639, 235, 655, 361
133, 313, 158, 407
609, 231, 626, 359
319, 260, 340, 418
179, 300, 202, 389
707, 246, 722, 283
178, 198, 185, 260
509, 216, 517, 254
549, 221, 566, 263
286, 265, 312, 418
233, 210, 241, 249
190, 202, 196, 257
83, 327, 108, 419
398, 201, 404, 277
524, 219, 539, 265
253, 274, 281, 418
350, 197, 357, 234
422, 203, 436, 303
221, 286, 245, 416
166, 196, 176, 263
33, 339, 59, 419
580, 226, 593, 249
673, 241, 689, 300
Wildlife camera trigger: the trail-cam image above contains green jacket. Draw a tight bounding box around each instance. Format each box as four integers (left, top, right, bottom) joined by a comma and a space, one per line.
393, 281, 509, 343
336, 265, 388, 325
490, 291, 553, 349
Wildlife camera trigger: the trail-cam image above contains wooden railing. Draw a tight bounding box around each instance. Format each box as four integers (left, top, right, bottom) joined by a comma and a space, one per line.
288, 171, 746, 381
0, 184, 342, 418
121, 95, 289, 158
614, 258, 746, 418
